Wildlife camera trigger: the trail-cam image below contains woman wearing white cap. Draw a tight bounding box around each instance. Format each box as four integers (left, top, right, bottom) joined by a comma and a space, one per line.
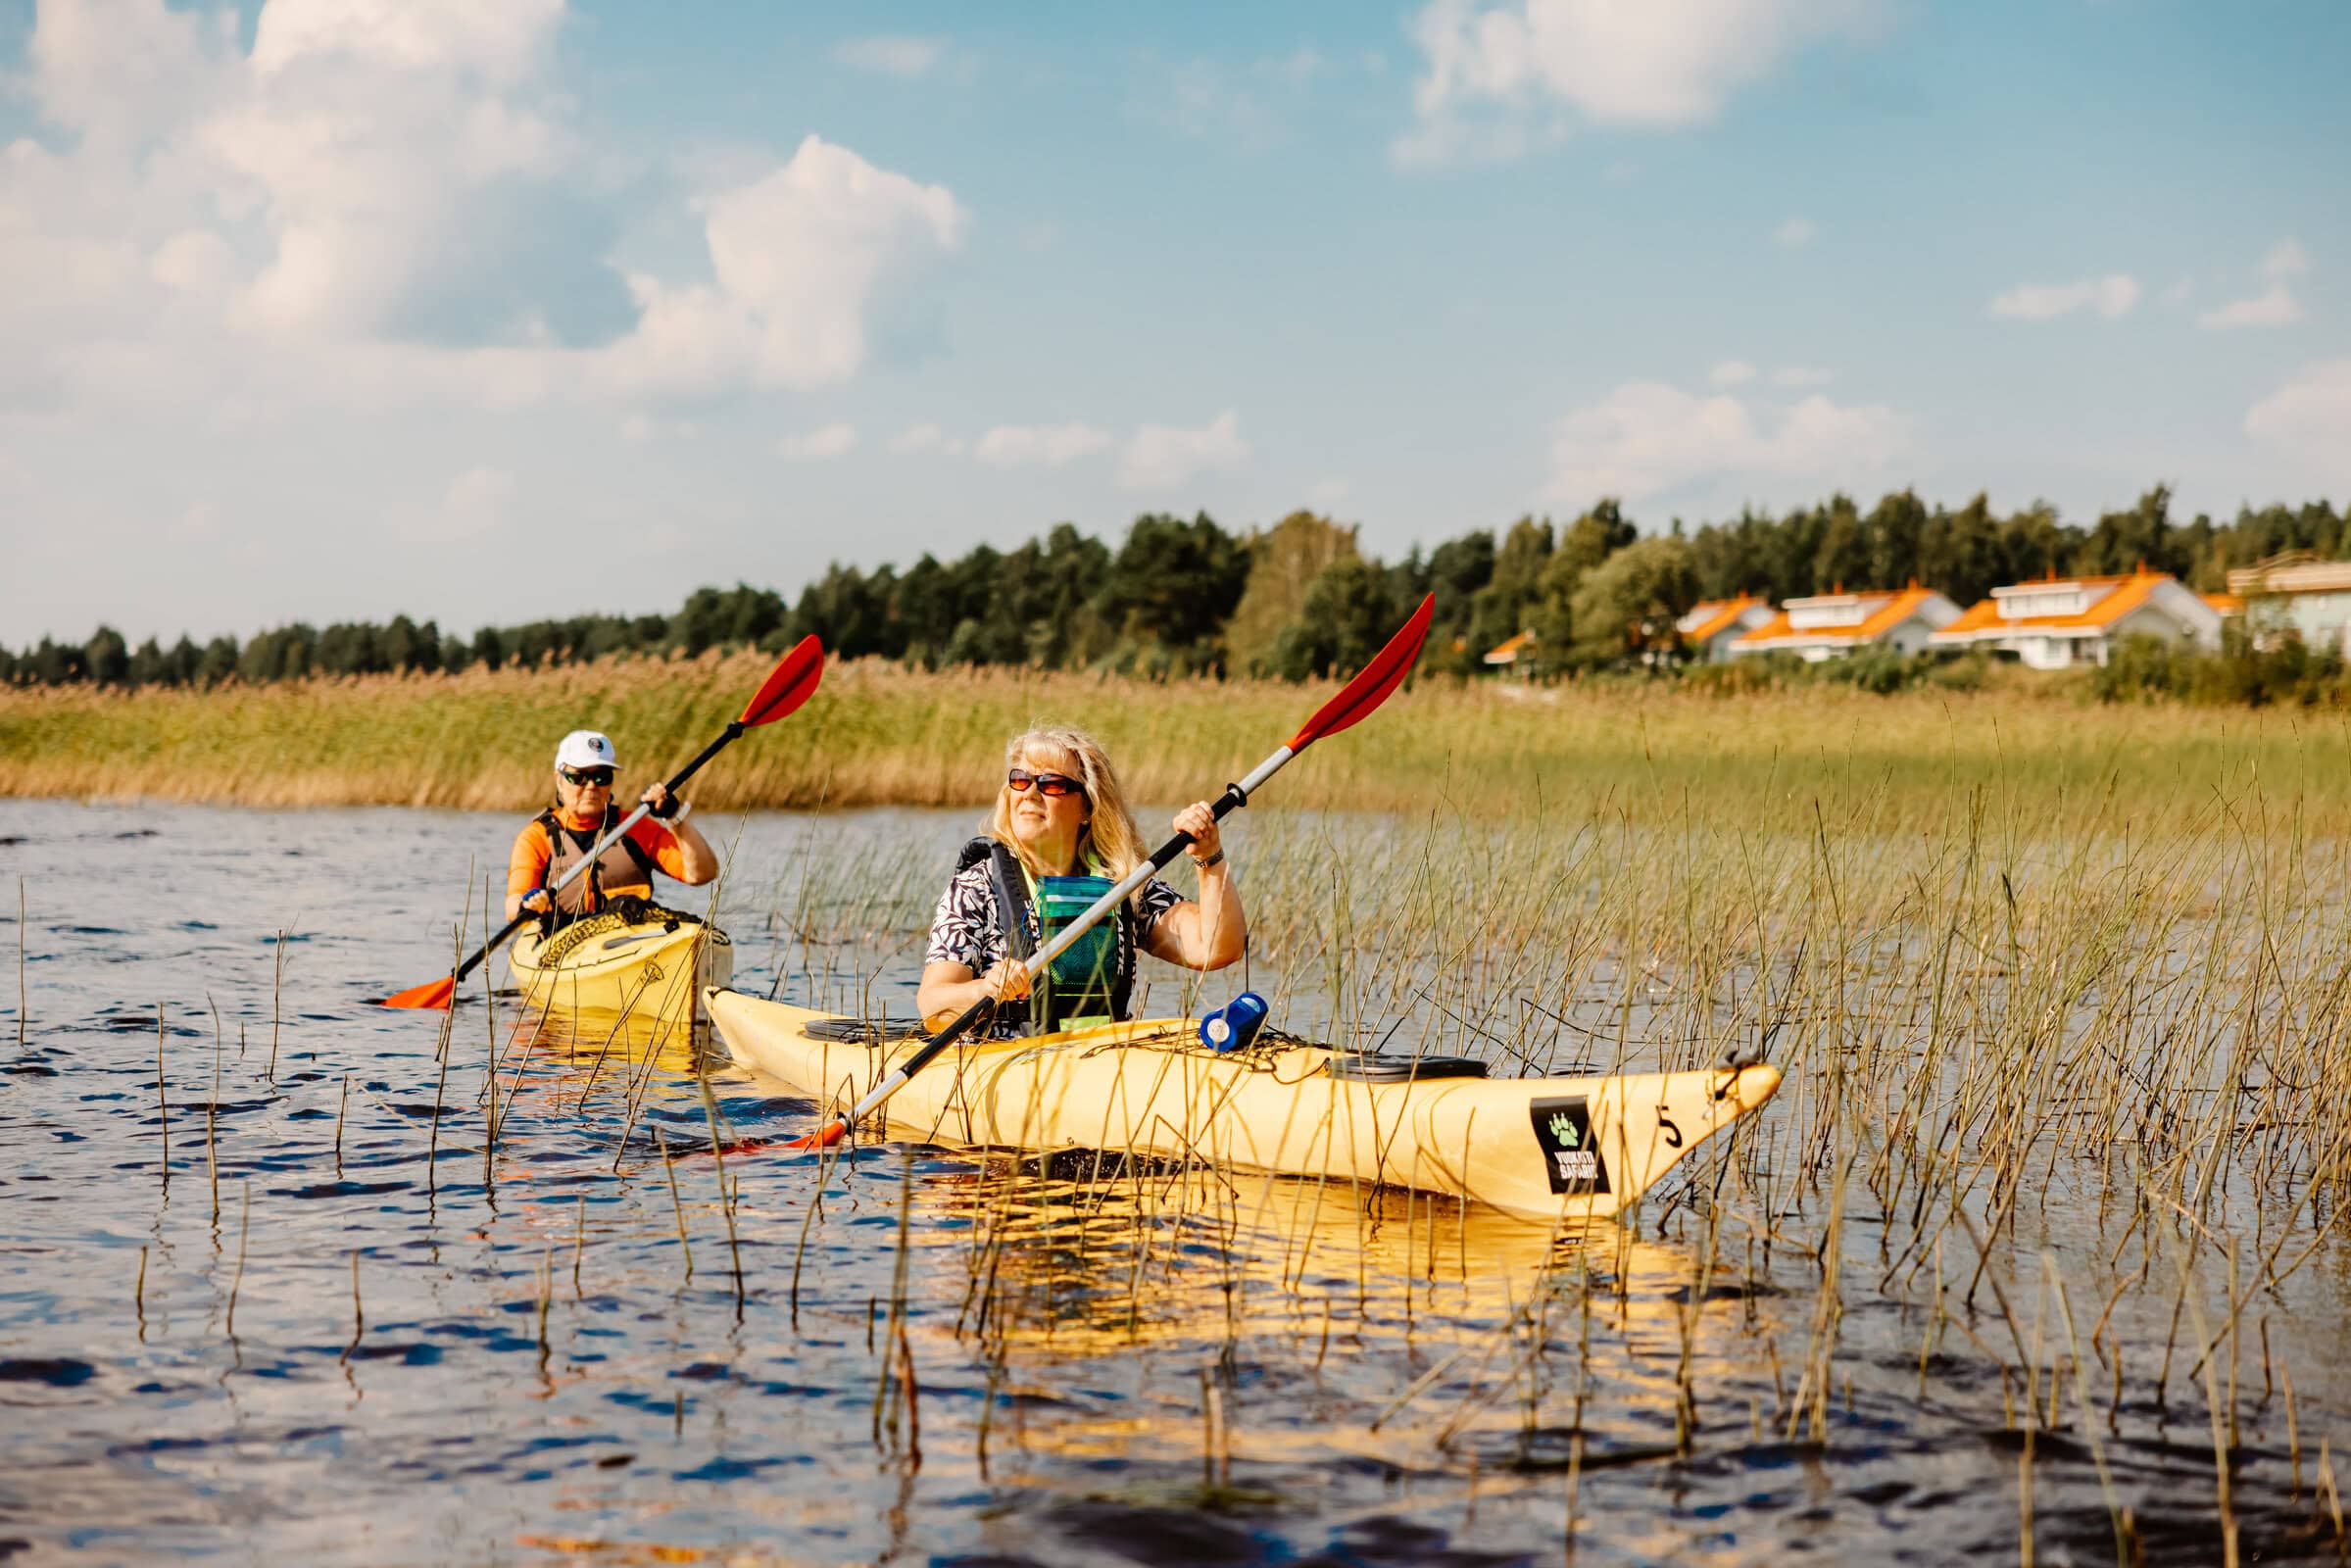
504, 729, 719, 924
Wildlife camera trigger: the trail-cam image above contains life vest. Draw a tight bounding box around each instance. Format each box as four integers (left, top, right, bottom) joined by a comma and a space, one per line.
956, 836, 1134, 1034
537, 806, 659, 923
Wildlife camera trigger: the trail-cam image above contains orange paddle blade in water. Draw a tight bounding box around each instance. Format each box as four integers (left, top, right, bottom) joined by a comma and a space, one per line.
377, 974, 456, 1010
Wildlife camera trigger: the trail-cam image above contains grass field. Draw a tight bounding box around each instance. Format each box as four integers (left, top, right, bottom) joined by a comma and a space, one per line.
4, 652, 2349, 838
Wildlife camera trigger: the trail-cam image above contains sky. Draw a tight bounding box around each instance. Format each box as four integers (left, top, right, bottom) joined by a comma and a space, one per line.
1, 0, 2346, 646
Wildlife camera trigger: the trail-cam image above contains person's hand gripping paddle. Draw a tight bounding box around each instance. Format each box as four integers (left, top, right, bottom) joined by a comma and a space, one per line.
376, 635, 825, 1010
773, 593, 1434, 1151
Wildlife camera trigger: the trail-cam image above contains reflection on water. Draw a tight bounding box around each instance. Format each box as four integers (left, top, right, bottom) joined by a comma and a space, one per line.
2, 798, 2347, 1564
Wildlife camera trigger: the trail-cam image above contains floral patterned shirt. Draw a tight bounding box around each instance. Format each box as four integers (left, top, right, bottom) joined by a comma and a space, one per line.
924, 862, 1183, 1037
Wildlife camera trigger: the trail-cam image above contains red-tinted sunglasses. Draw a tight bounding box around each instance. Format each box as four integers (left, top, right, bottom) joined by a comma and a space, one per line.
1007, 767, 1084, 799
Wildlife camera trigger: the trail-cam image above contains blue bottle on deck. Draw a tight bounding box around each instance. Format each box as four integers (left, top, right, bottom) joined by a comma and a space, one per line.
1199, 992, 1269, 1053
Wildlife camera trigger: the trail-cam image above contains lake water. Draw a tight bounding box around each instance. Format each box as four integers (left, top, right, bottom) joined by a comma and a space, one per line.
2, 797, 2346, 1565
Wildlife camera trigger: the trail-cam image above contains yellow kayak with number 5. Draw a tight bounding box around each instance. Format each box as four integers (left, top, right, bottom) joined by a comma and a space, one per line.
707, 989, 1780, 1222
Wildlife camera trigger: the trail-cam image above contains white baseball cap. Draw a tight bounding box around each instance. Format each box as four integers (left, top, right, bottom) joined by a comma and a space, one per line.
554, 730, 619, 772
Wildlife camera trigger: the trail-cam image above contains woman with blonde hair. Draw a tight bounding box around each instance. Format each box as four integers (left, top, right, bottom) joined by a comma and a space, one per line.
918, 726, 1248, 1035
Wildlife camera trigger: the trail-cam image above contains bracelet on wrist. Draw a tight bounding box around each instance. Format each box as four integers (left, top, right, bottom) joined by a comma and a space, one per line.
1190, 848, 1225, 869
661, 799, 691, 826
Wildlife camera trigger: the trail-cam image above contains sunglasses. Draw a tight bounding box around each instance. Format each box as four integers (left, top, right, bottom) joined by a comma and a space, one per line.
561, 766, 616, 787
1007, 767, 1085, 799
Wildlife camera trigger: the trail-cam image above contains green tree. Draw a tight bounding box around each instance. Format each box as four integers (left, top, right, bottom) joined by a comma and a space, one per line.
83, 626, 129, 686
126, 637, 169, 686
1864, 489, 1929, 589
1568, 536, 1699, 665
1093, 513, 1249, 673
1812, 495, 1871, 592
1997, 503, 2067, 584
1919, 493, 2004, 609
1022, 523, 1113, 667
1464, 515, 1554, 661
1417, 529, 1495, 672
198, 635, 240, 685
1688, 509, 1775, 601
1225, 511, 1360, 675
1272, 557, 1398, 679
1522, 502, 1637, 663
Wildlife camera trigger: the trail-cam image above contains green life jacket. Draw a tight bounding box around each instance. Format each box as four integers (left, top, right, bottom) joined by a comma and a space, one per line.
956, 837, 1135, 1033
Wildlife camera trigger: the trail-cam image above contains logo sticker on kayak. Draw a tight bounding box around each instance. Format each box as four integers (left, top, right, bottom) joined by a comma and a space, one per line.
1529, 1096, 1608, 1196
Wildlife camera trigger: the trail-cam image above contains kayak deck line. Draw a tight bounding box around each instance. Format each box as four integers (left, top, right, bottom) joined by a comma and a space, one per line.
706, 988, 1782, 1222
506, 908, 733, 1020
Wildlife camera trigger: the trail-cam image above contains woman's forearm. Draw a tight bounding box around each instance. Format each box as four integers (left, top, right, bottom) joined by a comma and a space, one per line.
1188, 864, 1249, 968
917, 971, 1002, 1026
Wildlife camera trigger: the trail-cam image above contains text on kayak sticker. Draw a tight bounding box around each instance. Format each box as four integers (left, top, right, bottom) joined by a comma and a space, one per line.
1529, 1096, 1609, 1196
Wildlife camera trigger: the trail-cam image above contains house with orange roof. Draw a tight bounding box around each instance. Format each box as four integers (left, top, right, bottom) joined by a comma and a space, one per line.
1729, 585, 1960, 662
1930, 570, 2221, 668
1676, 595, 1775, 662
2225, 552, 2351, 656
1481, 630, 1538, 674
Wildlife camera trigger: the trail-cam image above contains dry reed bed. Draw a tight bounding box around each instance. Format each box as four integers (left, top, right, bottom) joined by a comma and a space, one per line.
7, 653, 2351, 834
24, 653, 2351, 1553
751, 754, 2351, 1557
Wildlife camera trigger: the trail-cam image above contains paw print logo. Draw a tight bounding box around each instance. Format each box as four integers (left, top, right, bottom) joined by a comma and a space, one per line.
1548, 1111, 1581, 1149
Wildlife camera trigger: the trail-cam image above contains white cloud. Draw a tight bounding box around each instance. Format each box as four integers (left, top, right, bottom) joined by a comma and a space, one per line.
2199, 284, 2302, 331
249, 0, 563, 79
1771, 366, 1833, 388
831, 35, 948, 79
1708, 359, 1757, 387
1397, 0, 1881, 165
597, 134, 967, 398
972, 422, 1113, 468
1116, 411, 1250, 490
2264, 239, 2311, 280
206, 0, 586, 340
778, 421, 857, 461
0, 4, 967, 416
889, 422, 945, 454
395, 465, 514, 544
1986, 273, 2139, 321
2200, 241, 2311, 330
1775, 216, 1815, 248
1547, 379, 1910, 503
2245, 360, 2351, 487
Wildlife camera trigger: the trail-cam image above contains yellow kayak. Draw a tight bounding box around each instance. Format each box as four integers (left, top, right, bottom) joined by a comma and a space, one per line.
506, 906, 732, 1021
706, 990, 1781, 1222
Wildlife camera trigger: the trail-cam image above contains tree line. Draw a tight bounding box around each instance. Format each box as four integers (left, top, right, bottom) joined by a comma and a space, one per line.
8, 487, 2346, 689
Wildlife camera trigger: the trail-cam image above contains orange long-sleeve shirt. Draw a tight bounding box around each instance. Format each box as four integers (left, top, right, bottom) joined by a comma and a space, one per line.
507, 809, 689, 905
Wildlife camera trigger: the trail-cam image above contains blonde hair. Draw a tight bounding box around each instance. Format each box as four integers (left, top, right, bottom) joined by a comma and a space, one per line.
985, 726, 1149, 883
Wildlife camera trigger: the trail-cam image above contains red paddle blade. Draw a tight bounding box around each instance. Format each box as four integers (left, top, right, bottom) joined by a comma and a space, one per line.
377, 975, 456, 1010
740, 634, 824, 727
776, 1118, 848, 1152
1287, 592, 1434, 753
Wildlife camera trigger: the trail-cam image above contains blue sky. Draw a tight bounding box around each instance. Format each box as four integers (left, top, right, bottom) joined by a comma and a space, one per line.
1, 0, 2345, 644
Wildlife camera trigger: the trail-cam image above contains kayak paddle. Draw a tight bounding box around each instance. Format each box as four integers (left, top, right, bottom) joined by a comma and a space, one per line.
376, 634, 826, 1010
774, 592, 1435, 1150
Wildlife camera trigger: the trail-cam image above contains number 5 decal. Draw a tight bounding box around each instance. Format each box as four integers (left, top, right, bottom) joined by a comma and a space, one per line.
1657, 1107, 1684, 1148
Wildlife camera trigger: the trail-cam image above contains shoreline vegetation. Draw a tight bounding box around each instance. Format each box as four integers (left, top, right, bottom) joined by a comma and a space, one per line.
7, 649, 2350, 831
9, 487, 2348, 697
